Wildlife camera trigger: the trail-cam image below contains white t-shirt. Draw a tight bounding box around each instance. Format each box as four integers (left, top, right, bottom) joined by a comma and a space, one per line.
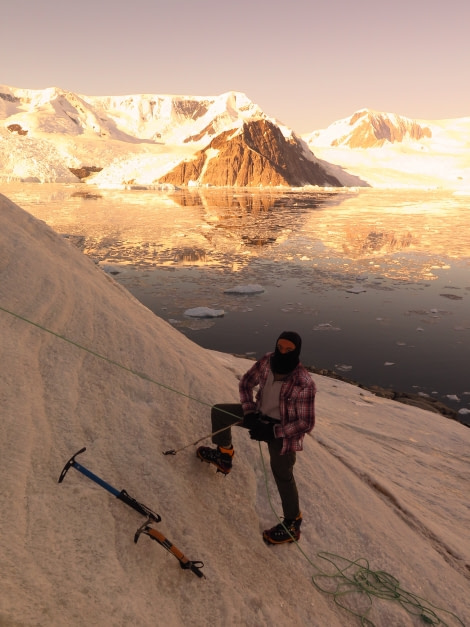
259, 371, 282, 420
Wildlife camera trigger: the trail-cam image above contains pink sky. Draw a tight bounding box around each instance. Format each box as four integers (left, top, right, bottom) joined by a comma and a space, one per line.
3, 0, 469, 133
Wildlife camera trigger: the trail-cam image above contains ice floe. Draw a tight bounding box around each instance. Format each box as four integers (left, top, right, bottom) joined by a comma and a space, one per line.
184, 307, 224, 318
223, 284, 265, 294
313, 322, 341, 331
345, 285, 367, 294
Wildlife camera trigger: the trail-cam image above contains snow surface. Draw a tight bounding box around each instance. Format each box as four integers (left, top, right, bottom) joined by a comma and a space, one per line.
1, 192, 469, 627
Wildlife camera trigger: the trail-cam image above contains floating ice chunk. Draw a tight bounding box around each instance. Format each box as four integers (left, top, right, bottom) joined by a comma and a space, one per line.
223, 284, 265, 295
458, 408, 470, 415
416, 327, 425, 332
384, 362, 395, 366
184, 307, 224, 318
313, 323, 341, 331
346, 286, 367, 294
440, 293, 463, 300
99, 263, 123, 275
335, 364, 352, 372
446, 394, 460, 402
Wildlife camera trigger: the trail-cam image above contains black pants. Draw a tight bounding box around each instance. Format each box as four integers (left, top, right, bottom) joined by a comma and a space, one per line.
211, 404, 300, 520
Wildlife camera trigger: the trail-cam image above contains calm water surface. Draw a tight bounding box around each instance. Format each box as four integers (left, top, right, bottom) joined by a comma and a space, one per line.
2, 184, 469, 414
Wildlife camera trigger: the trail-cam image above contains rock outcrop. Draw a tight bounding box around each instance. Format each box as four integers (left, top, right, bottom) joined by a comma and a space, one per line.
159, 119, 342, 187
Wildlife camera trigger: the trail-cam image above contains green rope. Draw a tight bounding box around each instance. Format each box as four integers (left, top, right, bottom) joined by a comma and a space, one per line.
1, 304, 465, 626
258, 444, 465, 627
0, 304, 215, 409
0, 304, 243, 451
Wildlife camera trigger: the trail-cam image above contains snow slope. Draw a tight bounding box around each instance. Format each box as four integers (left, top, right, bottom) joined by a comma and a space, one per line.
0, 193, 469, 626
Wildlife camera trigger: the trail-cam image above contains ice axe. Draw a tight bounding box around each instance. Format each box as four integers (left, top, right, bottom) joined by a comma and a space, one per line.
134, 519, 205, 578
58, 447, 161, 522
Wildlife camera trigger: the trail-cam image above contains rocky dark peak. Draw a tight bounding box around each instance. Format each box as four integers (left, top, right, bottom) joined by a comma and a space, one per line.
160, 119, 342, 187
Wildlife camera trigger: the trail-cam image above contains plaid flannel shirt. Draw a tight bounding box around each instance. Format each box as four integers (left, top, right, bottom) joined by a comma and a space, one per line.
239, 353, 316, 454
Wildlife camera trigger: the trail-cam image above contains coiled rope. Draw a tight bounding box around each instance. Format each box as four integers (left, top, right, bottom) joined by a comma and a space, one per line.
258, 444, 465, 626
1, 304, 465, 626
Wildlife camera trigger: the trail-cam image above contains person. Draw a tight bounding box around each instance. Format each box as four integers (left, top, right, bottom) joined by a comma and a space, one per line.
197, 331, 316, 544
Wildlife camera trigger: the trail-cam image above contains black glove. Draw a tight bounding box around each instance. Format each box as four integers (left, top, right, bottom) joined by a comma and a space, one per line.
243, 412, 260, 429
249, 421, 275, 443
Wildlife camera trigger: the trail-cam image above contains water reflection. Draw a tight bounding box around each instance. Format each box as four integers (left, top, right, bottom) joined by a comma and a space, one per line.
341, 226, 414, 256
1, 183, 469, 406
3, 185, 467, 273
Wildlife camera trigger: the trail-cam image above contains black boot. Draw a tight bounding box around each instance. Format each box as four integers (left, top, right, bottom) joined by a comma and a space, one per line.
263, 513, 302, 544
196, 445, 234, 475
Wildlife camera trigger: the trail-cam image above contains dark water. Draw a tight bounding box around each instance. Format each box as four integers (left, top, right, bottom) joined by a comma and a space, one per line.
2, 183, 469, 416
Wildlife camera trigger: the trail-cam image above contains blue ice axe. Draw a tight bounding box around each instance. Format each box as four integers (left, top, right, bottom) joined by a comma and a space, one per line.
58, 447, 161, 522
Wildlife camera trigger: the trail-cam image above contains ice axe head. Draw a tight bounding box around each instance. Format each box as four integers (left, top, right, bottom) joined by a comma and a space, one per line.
58, 447, 86, 483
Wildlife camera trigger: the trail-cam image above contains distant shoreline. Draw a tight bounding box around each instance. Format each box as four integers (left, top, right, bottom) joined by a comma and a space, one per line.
232, 353, 467, 427
308, 365, 469, 427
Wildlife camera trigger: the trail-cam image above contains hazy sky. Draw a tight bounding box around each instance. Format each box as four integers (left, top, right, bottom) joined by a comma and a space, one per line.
3, 0, 469, 133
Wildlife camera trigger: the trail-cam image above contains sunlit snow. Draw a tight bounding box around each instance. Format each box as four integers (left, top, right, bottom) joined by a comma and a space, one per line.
1, 193, 469, 626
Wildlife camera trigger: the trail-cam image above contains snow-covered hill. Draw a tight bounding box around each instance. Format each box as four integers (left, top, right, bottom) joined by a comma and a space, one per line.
0, 192, 469, 626
303, 110, 470, 190
0, 85, 341, 188
1, 85, 469, 189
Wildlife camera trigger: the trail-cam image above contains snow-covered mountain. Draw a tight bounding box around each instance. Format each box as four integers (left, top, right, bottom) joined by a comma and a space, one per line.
306, 110, 433, 149
0, 85, 342, 188
1, 85, 469, 189
304, 110, 470, 190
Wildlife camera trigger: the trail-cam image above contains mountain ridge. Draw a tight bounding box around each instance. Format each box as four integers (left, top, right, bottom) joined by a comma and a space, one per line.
1, 85, 469, 189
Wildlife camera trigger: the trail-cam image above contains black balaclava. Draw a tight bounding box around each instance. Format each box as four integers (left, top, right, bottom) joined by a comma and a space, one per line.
270, 331, 302, 374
